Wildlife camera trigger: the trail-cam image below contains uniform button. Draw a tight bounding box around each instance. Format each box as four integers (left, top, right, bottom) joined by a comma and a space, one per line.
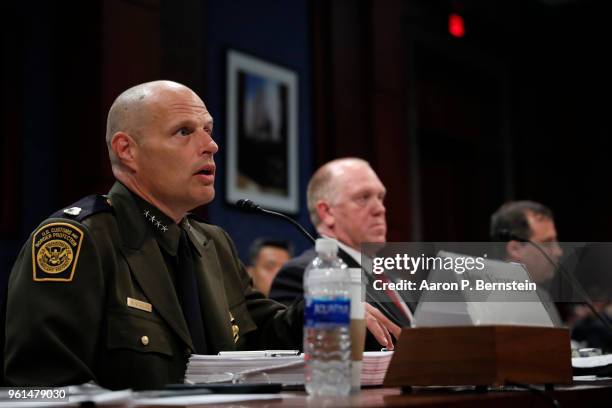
141, 336, 149, 346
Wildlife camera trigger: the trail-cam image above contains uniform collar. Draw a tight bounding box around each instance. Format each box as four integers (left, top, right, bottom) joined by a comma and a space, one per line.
107, 182, 183, 256
132, 193, 182, 256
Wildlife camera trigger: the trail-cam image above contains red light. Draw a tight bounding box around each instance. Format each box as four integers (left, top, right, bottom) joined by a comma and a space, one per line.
449, 13, 465, 38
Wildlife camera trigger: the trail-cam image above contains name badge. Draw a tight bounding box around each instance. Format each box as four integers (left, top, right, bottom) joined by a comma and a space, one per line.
127, 297, 152, 313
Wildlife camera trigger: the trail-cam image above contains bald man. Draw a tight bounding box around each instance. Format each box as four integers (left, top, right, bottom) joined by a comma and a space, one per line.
270, 158, 414, 330
4, 82, 397, 390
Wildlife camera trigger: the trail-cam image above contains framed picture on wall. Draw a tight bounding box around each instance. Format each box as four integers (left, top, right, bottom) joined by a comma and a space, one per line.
225, 49, 299, 213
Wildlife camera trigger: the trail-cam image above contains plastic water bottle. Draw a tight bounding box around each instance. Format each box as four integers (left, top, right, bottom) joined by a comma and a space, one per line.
303, 238, 351, 396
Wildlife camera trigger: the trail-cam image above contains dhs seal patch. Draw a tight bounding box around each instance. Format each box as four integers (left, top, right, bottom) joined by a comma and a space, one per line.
32, 222, 84, 282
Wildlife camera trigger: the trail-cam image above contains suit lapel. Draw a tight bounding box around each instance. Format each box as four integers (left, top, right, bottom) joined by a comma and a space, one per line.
108, 182, 195, 351
338, 247, 411, 327
189, 232, 235, 352
362, 271, 409, 326
338, 248, 360, 268
123, 241, 195, 351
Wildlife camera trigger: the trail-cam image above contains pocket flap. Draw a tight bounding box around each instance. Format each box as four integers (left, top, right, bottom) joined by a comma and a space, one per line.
107, 310, 174, 356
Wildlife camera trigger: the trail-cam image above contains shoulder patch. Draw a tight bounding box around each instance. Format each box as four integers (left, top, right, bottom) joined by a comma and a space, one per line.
32, 222, 84, 282
50, 194, 113, 222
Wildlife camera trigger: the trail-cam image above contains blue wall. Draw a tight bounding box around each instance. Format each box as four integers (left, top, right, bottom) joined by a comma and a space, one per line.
203, 0, 315, 262
1, 6, 60, 287
0, 0, 316, 278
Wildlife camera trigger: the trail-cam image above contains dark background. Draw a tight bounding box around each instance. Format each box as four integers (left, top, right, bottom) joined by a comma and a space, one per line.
2, 0, 611, 288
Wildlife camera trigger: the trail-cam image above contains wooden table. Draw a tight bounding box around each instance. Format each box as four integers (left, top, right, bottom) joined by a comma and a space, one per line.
143, 383, 612, 407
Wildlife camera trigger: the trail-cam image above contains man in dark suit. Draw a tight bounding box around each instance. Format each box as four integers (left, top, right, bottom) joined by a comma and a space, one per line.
4, 81, 396, 390
490, 200, 564, 326
269, 158, 413, 329
490, 201, 563, 286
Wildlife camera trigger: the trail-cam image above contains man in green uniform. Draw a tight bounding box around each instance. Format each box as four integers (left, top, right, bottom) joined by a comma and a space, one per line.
4, 80, 397, 390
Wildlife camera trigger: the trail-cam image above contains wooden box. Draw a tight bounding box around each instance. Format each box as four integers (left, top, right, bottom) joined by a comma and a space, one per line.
383, 326, 572, 387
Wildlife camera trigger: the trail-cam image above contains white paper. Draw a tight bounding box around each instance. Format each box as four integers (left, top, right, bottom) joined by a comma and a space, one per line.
134, 392, 289, 406
572, 354, 612, 368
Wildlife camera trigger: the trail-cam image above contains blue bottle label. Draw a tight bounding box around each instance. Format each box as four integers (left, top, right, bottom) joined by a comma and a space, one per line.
305, 298, 350, 328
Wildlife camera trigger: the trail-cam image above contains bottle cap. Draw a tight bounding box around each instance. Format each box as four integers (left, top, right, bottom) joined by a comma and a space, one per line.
315, 238, 338, 255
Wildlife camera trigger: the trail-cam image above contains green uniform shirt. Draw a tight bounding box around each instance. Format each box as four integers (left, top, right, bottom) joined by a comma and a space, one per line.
5, 182, 303, 390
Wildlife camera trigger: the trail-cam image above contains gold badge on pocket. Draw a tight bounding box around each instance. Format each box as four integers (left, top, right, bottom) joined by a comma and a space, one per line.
230, 312, 239, 343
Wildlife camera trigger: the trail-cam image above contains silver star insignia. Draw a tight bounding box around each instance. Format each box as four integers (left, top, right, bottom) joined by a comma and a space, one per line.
150, 215, 156, 222
161, 225, 168, 232
144, 210, 150, 217
155, 220, 162, 228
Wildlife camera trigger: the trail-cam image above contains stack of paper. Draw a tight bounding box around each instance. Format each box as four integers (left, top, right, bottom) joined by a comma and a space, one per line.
185, 354, 305, 385
185, 351, 394, 387
572, 354, 612, 377
361, 351, 394, 386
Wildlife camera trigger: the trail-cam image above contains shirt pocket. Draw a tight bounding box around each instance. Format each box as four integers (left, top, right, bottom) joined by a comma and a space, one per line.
106, 310, 174, 357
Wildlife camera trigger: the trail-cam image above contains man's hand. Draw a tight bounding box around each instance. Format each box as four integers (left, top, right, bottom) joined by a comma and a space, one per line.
364, 303, 401, 350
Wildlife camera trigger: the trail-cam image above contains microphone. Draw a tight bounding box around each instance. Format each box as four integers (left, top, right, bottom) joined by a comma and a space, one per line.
237, 200, 407, 329
235, 199, 316, 244
498, 229, 612, 333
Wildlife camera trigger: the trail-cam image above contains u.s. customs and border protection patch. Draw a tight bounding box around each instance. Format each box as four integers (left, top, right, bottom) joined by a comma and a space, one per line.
32, 222, 84, 282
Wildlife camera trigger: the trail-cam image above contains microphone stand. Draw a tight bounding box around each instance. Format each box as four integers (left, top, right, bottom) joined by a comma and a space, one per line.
235, 199, 316, 244
259, 208, 316, 244
509, 233, 612, 333
236, 199, 408, 329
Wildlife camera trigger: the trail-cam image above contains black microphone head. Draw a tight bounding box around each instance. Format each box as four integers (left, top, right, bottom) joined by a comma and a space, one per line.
235, 199, 316, 243
236, 199, 261, 213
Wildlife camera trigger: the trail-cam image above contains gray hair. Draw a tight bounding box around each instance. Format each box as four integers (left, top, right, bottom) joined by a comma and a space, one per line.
306, 158, 371, 227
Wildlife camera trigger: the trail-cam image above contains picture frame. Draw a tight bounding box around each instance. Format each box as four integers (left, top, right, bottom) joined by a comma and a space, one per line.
225, 49, 299, 213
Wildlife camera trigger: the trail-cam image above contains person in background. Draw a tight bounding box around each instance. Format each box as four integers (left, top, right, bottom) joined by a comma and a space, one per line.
490, 200, 564, 325
246, 238, 293, 297
269, 158, 413, 329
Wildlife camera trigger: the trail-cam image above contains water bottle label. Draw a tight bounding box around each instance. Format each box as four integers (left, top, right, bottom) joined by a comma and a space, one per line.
305, 298, 350, 327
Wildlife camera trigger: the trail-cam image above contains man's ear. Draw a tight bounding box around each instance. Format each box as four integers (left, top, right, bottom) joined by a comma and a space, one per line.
506, 240, 524, 260
111, 132, 138, 171
316, 201, 334, 228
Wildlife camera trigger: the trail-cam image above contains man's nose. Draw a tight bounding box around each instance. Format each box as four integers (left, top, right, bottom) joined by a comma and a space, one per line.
207, 139, 219, 154
199, 132, 219, 155
371, 198, 386, 215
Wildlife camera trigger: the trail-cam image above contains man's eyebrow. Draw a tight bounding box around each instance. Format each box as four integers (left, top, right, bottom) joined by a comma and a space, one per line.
171, 116, 213, 128
172, 118, 197, 127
